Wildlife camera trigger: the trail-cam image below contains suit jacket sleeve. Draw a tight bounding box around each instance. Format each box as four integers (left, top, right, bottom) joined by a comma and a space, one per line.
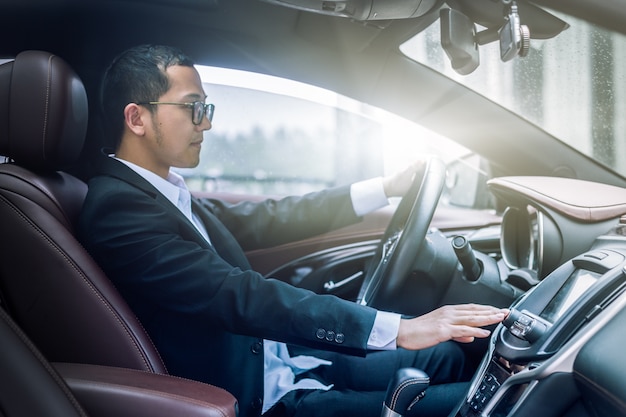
197, 185, 362, 251
79, 175, 377, 356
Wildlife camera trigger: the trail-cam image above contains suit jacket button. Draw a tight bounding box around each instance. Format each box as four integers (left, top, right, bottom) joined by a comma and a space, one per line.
251, 340, 263, 354
325, 330, 335, 342
335, 333, 345, 344
316, 328, 326, 339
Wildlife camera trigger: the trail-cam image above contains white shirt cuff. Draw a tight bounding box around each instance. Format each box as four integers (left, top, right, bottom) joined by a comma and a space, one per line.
367, 311, 401, 350
350, 177, 389, 217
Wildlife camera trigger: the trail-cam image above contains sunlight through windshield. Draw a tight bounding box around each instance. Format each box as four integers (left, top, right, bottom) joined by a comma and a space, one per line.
400, 11, 626, 177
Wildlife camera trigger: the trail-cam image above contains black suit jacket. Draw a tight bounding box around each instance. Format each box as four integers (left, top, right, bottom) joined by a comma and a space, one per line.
78, 158, 379, 417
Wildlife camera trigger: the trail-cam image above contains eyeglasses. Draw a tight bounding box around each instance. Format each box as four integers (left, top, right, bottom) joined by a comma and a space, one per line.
137, 101, 215, 125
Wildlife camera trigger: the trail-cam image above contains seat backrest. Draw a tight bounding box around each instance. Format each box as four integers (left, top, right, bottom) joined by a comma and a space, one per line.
0, 50, 166, 374
0, 305, 89, 417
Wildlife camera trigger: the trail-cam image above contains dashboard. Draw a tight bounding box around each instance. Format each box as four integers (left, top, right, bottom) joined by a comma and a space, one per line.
454, 240, 626, 417
489, 176, 626, 281
449, 176, 626, 417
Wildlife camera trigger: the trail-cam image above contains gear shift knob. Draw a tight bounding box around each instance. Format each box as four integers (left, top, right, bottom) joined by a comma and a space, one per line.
381, 368, 430, 417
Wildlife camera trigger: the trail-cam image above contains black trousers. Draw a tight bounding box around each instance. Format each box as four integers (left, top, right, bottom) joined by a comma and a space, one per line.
265, 341, 468, 417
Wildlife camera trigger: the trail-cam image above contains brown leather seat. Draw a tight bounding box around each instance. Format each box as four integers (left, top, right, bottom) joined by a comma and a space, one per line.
0, 284, 237, 417
0, 306, 89, 417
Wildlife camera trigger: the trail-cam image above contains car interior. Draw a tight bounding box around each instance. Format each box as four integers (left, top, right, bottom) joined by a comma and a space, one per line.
2, 0, 626, 416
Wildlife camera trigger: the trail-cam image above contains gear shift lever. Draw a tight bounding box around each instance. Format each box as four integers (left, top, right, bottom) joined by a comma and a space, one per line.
381, 368, 430, 417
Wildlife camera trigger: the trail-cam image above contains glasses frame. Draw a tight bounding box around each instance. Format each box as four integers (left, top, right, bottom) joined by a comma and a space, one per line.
137, 101, 215, 125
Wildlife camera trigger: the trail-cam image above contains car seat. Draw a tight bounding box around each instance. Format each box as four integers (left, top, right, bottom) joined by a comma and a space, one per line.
0, 286, 238, 417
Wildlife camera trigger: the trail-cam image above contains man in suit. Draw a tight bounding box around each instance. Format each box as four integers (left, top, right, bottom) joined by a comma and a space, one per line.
78, 44, 508, 417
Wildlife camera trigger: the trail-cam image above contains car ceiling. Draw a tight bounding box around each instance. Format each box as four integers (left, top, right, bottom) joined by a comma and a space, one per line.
2, 0, 626, 186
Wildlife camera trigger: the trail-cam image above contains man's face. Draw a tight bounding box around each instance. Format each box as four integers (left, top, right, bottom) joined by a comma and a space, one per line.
144, 65, 211, 175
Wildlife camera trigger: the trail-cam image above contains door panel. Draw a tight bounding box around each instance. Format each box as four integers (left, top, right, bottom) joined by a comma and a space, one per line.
194, 191, 502, 275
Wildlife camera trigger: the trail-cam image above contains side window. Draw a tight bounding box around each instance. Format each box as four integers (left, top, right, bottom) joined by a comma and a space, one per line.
179, 66, 481, 208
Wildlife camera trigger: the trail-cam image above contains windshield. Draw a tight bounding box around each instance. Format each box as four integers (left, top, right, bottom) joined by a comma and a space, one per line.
400, 10, 626, 178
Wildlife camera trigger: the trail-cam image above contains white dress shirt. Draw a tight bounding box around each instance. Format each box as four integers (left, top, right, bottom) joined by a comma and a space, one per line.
115, 158, 401, 413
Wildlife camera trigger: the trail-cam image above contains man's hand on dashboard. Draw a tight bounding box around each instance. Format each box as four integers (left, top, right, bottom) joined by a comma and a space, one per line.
396, 304, 510, 350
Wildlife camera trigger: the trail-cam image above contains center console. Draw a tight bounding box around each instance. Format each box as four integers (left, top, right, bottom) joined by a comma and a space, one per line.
453, 247, 626, 417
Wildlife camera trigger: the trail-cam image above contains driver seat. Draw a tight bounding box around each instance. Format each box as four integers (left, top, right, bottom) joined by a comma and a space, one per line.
0, 50, 166, 373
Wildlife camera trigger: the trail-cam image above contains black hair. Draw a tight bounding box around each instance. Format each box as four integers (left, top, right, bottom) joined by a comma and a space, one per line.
100, 44, 195, 150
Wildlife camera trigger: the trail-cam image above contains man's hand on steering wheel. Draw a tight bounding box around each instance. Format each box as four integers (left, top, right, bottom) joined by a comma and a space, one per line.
382, 158, 428, 198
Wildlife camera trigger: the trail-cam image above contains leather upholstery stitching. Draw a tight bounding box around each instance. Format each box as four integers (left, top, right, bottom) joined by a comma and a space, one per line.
0, 191, 166, 372
1, 168, 75, 228
42, 54, 53, 162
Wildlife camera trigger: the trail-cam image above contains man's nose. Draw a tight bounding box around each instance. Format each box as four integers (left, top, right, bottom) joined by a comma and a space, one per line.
199, 116, 212, 131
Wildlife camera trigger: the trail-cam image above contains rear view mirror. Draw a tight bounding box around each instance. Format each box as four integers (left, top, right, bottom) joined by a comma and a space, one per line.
444, 154, 494, 209
440, 8, 479, 75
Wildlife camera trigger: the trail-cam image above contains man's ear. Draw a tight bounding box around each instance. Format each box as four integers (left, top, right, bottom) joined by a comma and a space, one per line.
123, 103, 147, 136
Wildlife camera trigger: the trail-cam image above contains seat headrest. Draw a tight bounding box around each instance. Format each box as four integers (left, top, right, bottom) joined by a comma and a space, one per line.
0, 50, 88, 171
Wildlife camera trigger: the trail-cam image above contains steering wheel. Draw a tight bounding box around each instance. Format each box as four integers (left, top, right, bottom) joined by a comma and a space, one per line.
356, 157, 446, 309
